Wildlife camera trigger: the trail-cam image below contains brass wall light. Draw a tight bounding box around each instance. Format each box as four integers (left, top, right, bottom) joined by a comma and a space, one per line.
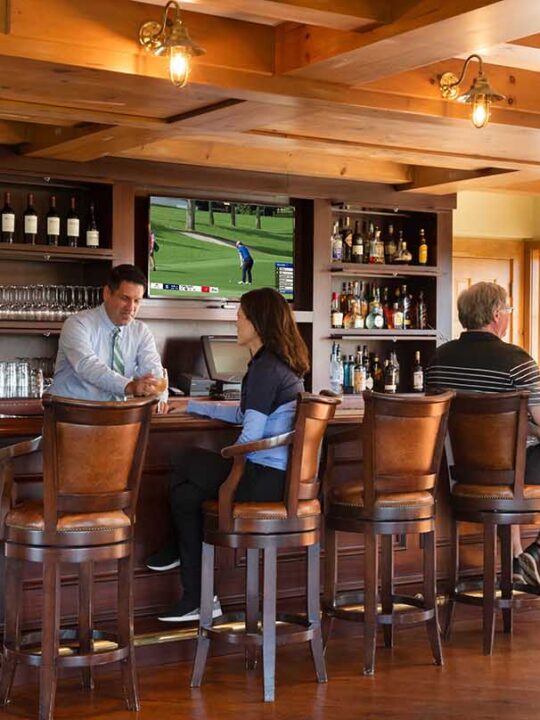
139, 1, 205, 88
439, 54, 505, 129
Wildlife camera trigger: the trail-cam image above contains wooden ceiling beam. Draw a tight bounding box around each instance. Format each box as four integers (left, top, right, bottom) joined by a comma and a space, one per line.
155, 0, 390, 29
118, 135, 412, 183
276, 0, 540, 83
398, 166, 516, 192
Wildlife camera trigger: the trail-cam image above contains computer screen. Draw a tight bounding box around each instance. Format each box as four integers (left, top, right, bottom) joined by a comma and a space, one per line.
148, 196, 294, 301
201, 336, 251, 384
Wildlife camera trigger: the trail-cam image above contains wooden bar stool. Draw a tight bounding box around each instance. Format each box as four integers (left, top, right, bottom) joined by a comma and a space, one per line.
190, 393, 339, 702
0, 394, 156, 720
444, 391, 540, 655
323, 390, 454, 675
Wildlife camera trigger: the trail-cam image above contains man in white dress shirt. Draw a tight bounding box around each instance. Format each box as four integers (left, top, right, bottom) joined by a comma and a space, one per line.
51, 264, 166, 404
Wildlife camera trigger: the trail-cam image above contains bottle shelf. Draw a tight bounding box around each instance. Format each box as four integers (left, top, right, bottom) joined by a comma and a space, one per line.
329, 263, 438, 277
0, 243, 113, 263
329, 329, 438, 340
0, 320, 63, 336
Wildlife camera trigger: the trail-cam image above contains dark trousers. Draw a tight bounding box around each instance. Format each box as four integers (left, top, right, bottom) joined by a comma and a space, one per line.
526, 444, 540, 485
170, 447, 285, 603
241, 258, 254, 283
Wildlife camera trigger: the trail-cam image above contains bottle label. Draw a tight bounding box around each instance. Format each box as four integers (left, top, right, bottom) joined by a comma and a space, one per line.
419, 245, 428, 264
24, 216, 37, 234
373, 314, 384, 329
365, 375, 374, 391
352, 245, 363, 257
86, 229, 99, 247
353, 315, 364, 329
384, 383, 396, 393
354, 368, 366, 393
47, 217, 60, 236
67, 218, 80, 237
413, 370, 424, 391
2, 213, 15, 232
331, 311, 343, 328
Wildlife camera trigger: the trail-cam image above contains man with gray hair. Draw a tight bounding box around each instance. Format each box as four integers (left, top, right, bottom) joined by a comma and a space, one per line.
426, 281, 540, 584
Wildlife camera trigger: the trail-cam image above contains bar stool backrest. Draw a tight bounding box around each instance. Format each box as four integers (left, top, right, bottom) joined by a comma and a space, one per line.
41, 394, 157, 537
284, 393, 340, 517
447, 390, 529, 498
362, 391, 454, 512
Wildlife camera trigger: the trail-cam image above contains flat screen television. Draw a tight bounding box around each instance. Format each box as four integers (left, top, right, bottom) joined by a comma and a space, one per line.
148, 196, 294, 301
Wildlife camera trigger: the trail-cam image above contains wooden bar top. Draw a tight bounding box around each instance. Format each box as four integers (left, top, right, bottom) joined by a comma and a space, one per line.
0, 395, 363, 438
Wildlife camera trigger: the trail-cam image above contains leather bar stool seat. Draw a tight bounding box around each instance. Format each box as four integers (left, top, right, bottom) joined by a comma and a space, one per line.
323, 391, 454, 676
444, 391, 540, 655
191, 394, 339, 702
0, 395, 156, 720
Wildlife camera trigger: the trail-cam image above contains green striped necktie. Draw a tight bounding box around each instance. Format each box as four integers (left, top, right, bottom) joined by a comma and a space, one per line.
112, 327, 125, 376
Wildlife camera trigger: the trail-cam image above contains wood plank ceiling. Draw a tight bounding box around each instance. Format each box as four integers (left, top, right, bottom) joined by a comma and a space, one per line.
0, 0, 538, 195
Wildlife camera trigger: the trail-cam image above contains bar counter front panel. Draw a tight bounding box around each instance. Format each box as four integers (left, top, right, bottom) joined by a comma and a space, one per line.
0, 400, 492, 656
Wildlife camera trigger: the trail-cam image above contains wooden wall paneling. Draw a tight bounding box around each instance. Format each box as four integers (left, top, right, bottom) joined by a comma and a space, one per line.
112, 182, 136, 265
311, 199, 333, 393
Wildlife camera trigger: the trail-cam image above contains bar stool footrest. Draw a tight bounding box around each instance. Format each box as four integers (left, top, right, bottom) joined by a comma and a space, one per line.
200, 611, 320, 646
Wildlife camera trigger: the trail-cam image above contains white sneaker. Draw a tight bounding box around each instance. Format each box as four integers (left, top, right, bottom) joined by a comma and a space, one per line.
158, 596, 223, 623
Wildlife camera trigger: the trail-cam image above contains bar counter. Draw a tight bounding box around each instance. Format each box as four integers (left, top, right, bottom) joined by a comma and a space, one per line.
0, 395, 491, 666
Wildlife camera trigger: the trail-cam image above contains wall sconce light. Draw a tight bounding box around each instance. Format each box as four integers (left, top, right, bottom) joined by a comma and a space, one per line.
439, 54, 505, 128
139, 1, 205, 88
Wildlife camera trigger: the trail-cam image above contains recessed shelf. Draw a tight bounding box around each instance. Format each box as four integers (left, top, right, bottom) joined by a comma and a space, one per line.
329, 263, 439, 278
329, 329, 438, 340
0, 321, 63, 335
0, 243, 113, 263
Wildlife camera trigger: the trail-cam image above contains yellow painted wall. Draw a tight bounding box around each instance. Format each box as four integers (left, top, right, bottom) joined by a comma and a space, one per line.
454, 191, 540, 239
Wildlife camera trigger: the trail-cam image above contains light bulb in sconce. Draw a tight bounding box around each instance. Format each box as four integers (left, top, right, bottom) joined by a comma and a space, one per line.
471, 95, 490, 129
139, 1, 205, 89
169, 46, 190, 87
439, 54, 504, 129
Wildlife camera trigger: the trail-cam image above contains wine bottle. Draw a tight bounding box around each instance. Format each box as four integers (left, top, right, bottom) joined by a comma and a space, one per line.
66, 196, 80, 248
23, 193, 38, 244
86, 201, 99, 248
1, 191, 15, 243
46, 195, 60, 246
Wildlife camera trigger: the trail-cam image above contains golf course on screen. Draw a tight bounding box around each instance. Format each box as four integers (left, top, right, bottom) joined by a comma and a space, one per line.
148, 199, 294, 300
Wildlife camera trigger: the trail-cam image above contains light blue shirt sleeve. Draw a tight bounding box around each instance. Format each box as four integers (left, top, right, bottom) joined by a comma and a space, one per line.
236, 409, 269, 445
58, 314, 128, 397
187, 400, 244, 424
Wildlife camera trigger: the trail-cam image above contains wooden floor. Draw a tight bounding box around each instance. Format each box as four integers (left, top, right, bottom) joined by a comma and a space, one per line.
1, 612, 539, 720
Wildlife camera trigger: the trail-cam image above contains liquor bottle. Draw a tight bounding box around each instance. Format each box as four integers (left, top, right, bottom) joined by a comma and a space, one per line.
1, 191, 15, 243
23, 193, 38, 244
66, 196, 80, 248
339, 282, 349, 316
329, 342, 343, 394
353, 356, 367, 394
412, 350, 424, 392
351, 220, 363, 263
382, 287, 393, 329
86, 202, 99, 248
417, 290, 428, 329
341, 355, 352, 394
368, 222, 378, 264
384, 223, 397, 264
384, 355, 398, 394
408, 292, 417, 330
390, 350, 400, 390
344, 299, 363, 329
392, 302, 404, 330
418, 228, 428, 265
374, 226, 385, 264
393, 231, 412, 264
359, 282, 369, 323
331, 221, 343, 262
372, 355, 384, 392
401, 284, 411, 330
362, 220, 370, 264
365, 288, 384, 329
341, 218, 353, 263
46, 195, 60, 246
331, 292, 344, 329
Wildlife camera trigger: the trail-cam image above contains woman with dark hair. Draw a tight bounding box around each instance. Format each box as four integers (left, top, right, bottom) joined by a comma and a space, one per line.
147, 288, 309, 622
